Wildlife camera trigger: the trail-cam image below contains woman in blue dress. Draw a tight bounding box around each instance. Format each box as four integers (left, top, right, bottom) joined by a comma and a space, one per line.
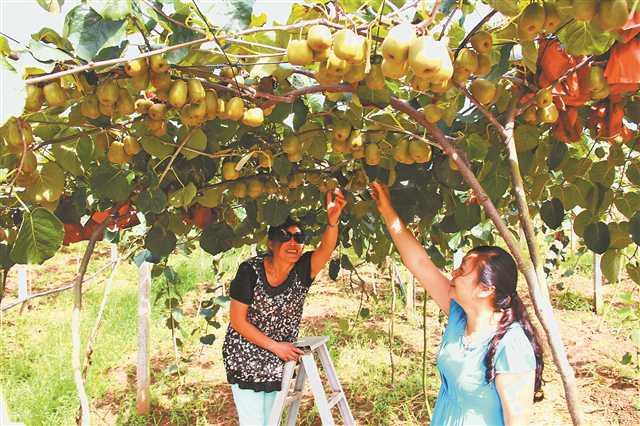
370, 182, 544, 425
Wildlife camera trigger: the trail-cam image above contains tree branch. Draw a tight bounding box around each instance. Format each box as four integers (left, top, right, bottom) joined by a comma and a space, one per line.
25, 37, 209, 85
231, 18, 344, 38
72, 221, 109, 425
33, 128, 103, 150
504, 97, 551, 299
82, 251, 121, 379
455, 9, 497, 56
0, 259, 117, 312
158, 128, 198, 184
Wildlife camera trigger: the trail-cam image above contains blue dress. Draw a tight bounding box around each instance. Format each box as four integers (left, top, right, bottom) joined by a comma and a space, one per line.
431, 300, 536, 425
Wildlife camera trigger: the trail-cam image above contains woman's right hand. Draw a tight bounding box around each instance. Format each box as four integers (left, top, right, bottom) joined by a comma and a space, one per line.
268, 341, 304, 362
369, 182, 395, 218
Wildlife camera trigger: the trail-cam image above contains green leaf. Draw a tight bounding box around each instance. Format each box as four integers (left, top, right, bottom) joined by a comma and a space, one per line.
626, 161, 640, 186
51, 141, 83, 176
136, 187, 167, 214
180, 127, 207, 160
459, 133, 489, 161
219, 0, 256, 32
140, 136, 176, 159
630, 213, 640, 245
584, 183, 609, 214
306, 136, 328, 160
26, 39, 76, 63
31, 27, 73, 51
550, 185, 580, 210
199, 334, 216, 345
37, 0, 64, 13
514, 125, 542, 152
200, 223, 234, 256
584, 222, 610, 254
90, 164, 133, 202
63, 4, 128, 61
292, 98, 308, 131
548, 139, 568, 171
250, 12, 267, 27
195, 187, 222, 208
614, 192, 640, 219
10, 208, 64, 264
601, 249, 622, 283
272, 156, 292, 178
23, 162, 65, 204
573, 210, 594, 238
558, 21, 616, 56
144, 225, 176, 258
609, 222, 632, 249
626, 263, 640, 286
608, 144, 625, 166
168, 183, 197, 208
454, 204, 481, 231
540, 198, 564, 229
589, 160, 615, 186
356, 85, 391, 108
485, 0, 520, 16
261, 198, 289, 226
0, 35, 11, 56
329, 258, 340, 281
480, 167, 509, 202
165, 21, 202, 64
521, 41, 537, 73
0, 243, 14, 269
340, 254, 354, 271
91, 0, 131, 20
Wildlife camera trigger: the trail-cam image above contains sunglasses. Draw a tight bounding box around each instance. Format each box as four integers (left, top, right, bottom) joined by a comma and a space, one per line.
275, 229, 307, 244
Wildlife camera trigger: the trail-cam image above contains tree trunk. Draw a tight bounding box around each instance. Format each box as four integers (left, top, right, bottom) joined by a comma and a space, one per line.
136, 261, 152, 415
73, 228, 105, 425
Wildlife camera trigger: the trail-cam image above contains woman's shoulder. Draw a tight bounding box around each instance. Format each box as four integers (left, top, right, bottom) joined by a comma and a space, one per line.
498, 322, 532, 349
494, 322, 536, 374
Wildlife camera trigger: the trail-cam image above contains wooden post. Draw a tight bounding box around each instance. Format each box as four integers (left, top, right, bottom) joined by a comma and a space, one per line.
17, 265, 28, 302
593, 253, 603, 315
110, 244, 118, 263
136, 262, 152, 415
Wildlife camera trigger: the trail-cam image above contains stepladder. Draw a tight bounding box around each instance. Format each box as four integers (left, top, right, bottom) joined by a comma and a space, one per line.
268, 336, 355, 426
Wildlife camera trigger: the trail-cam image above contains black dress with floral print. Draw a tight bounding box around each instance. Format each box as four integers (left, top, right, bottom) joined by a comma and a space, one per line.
222, 251, 314, 392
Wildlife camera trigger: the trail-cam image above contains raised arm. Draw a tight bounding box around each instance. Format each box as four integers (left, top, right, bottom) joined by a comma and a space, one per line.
370, 182, 452, 314
310, 188, 346, 279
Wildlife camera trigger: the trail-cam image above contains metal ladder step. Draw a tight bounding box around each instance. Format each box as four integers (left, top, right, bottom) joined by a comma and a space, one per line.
327, 391, 344, 409
268, 336, 355, 425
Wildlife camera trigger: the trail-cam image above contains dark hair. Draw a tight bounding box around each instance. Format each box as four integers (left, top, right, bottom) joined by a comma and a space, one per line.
469, 246, 545, 402
267, 216, 303, 241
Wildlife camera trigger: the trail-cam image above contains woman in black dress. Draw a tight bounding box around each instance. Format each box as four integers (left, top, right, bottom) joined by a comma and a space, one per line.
222, 189, 346, 425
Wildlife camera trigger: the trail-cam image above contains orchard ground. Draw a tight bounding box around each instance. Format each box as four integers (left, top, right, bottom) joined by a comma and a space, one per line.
1, 242, 638, 425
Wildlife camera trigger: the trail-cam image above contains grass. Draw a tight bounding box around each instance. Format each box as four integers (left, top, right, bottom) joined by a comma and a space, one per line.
0, 244, 220, 425
554, 288, 593, 311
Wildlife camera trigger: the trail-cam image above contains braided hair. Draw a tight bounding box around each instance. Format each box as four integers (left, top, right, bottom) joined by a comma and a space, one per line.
469, 246, 545, 402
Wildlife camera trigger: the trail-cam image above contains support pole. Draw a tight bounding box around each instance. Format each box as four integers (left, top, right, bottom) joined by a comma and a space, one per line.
593, 253, 603, 315
136, 262, 152, 415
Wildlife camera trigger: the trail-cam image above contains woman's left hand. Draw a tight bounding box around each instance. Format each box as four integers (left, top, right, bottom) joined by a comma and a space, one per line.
326, 188, 347, 226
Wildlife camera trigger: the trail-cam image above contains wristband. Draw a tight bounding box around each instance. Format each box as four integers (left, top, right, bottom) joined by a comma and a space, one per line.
328, 222, 338, 228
